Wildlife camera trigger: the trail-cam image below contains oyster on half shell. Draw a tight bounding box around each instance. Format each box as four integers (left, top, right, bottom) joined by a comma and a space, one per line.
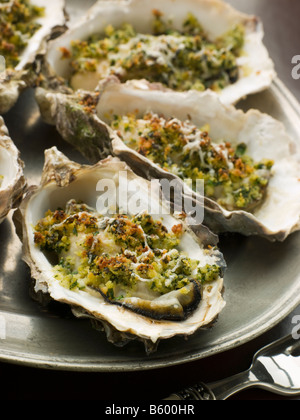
40, 0, 275, 105
35, 82, 300, 241
0, 116, 26, 223
15, 147, 225, 353
0, 0, 66, 114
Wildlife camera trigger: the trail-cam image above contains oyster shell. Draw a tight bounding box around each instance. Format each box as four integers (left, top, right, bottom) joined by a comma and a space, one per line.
35, 82, 300, 241
15, 147, 225, 353
0, 116, 26, 223
0, 0, 66, 114
40, 0, 275, 105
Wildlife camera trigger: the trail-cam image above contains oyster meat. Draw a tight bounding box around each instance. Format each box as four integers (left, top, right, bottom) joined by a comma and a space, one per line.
40, 0, 275, 105
36, 82, 300, 241
0, 116, 26, 223
0, 0, 66, 114
16, 147, 225, 353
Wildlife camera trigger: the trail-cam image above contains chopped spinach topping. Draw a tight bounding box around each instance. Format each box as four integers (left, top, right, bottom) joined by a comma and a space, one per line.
112, 113, 274, 211
64, 11, 245, 92
0, 0, 44, 68
34, 200, 220, 301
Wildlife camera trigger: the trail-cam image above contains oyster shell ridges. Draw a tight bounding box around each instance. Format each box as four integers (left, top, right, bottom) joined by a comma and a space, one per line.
0, 116, 26, 223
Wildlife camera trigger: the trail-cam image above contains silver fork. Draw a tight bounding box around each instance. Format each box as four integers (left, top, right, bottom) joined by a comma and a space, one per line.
164, 334, 300, 400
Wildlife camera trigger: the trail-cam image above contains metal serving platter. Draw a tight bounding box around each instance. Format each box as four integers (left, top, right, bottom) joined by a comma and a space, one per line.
0, 1, 300, 372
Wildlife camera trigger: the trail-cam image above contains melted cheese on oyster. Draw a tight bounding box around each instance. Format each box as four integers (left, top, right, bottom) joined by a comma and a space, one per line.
112, 113, 274, 212
33, 199, 221, 321
64, 12, 244, 93
0, 0, 44, 69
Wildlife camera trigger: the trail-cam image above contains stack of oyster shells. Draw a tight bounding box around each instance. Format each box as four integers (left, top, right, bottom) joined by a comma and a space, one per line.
1, 0, 299, 353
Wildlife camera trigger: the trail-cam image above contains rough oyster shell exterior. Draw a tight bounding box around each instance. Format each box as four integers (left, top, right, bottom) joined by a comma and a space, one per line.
15, 147, 225, 353
0, 117, 26, 223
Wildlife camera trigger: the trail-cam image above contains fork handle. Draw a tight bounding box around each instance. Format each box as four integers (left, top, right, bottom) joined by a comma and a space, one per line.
164, 370, 253, 400
164, 382, 217, 400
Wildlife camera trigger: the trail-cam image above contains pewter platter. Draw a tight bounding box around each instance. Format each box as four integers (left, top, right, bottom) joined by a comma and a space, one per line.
0, 1, 300, 372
